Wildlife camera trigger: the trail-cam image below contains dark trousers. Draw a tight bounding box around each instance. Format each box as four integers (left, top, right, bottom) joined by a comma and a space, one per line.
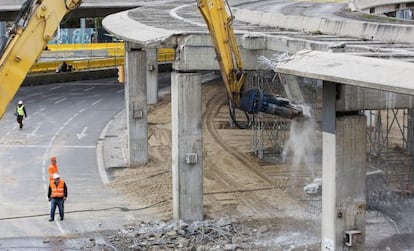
17, 115, 23, 129
50, 197, 64, 220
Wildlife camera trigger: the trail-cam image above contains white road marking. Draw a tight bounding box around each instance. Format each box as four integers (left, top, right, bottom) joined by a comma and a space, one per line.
0, 145, 96, 148
0, 126, 16, 143
83, 87, 95, 92
26, 125, 40, 137
39, 107, 89, 233
76, 126, 88, 139
170, 4, 206, 27
92, 99, 103, 105
56, 221, 65, 234
49, 86, 63, 90
54, 98, 67, 104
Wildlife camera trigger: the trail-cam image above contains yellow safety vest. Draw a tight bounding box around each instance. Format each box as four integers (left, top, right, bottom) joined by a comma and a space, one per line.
17, 105, 24, 116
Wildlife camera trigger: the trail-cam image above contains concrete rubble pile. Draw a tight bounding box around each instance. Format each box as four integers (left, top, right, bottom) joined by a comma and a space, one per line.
109, 217, 251, 250
84, 217, 286, 250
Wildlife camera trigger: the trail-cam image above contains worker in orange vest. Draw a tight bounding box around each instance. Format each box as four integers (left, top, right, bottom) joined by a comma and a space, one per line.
48, 156, 59, 183
48, 173, 68, 221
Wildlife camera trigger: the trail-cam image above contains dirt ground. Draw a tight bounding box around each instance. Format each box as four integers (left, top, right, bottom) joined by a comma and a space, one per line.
102, 80, 323, 250
94, 79, 414, 250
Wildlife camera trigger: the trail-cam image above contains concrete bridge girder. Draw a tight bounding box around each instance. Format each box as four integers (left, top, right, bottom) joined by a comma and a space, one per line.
173, 33, 331, 72
338, 85, 414, 111
0, 3, 142, 21
173, 33, 414, 111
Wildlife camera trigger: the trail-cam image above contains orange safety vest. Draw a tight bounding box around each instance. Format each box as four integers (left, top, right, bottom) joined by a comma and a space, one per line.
50, 179, 65, 198
48, 164, 59, 182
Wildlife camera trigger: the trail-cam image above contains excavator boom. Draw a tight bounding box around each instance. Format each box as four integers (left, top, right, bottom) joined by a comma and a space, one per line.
197, 0, 304, 125
198, 0, 245, 106
0, 0, 82, 118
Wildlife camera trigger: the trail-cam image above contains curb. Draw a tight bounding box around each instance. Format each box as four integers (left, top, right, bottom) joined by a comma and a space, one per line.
96, 109, 125, 185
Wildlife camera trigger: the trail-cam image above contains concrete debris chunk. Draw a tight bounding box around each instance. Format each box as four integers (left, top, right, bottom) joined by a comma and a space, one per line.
304, 178, 322, 195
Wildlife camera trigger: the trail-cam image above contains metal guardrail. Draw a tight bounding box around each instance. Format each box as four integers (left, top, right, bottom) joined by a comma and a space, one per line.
30, 43, 175, 73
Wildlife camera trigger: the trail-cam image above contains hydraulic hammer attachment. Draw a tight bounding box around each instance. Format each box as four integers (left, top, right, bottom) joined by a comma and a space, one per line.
239, 88, 304, 119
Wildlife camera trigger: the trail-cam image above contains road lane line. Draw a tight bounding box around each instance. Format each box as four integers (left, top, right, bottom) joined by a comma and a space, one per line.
92, 99, 103, 105
49, 86, 63, 90
170, 4, 205, 26
40, 107, 88, 234
54, 98, 67, 104
56, 221, 65, 234
0, 145, 96, 148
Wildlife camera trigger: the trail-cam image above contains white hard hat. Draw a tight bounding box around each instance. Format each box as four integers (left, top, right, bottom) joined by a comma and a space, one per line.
18, 100, 23, 105
53, 173, 60, 179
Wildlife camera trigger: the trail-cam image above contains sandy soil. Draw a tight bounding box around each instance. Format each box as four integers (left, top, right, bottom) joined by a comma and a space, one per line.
100, 79, 414, 250
106, 80, 322, 249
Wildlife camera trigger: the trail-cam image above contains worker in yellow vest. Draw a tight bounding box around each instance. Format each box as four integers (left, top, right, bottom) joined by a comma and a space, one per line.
48, 173, 68, 221
15, 100, 27, 129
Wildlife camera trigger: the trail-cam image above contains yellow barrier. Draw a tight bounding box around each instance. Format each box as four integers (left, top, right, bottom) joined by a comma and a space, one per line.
30, 58, 124, 73
157, 48, 175, 63
32, 43, 175, 73
45, 43, 174, 59
47, 42, 123, 51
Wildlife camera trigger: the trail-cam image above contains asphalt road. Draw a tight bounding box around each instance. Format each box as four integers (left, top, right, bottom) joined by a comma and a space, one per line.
0, 78, 143, 248
236, 0, 348, 20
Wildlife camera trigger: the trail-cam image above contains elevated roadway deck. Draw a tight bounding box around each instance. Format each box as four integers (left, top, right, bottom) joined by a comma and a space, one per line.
103, 0, 414, 66
0, 0, 141, 20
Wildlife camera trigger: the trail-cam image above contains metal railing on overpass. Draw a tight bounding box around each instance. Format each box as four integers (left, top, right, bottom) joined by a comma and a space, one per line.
30, 43, 175, 73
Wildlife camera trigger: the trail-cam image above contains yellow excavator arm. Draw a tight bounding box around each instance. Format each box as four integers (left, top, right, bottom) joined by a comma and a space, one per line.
197, 0, 245, 106
0, 0, 82, 118
197, 0, 304, 127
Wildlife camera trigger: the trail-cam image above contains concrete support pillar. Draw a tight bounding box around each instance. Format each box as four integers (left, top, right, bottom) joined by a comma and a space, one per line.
80, 18, 86, 44
0, 22, 6, 49
146, 48, 158, 104
125, 42, 148, 166
407, 109, 414, 184
322, 82, 366, 251
171, 72, 203, 221
407, 109, 414, 154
